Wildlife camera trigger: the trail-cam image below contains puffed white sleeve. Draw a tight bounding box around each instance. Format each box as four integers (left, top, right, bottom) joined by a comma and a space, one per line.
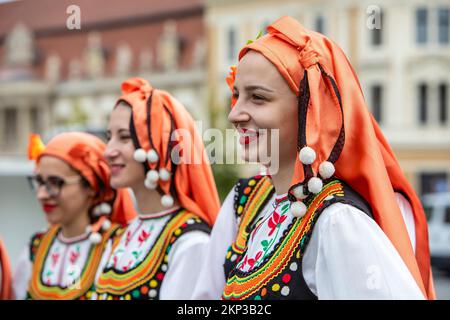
13, 246, 32, 300
191, 188, 238, 300
159, 230, 210, 300
301, 202, 425, 300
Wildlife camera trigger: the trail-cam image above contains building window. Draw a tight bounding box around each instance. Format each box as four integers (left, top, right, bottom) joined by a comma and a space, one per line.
416, 8, 428, 44
227, 27, 236, 61
30, 107, 41, 134
3, 108, 18, 149
439, 83, 448, 124
438, 8, 450, 44
418, 83, 428, 124
445, 207, 450, 224
371, 10, 383, 46
314, 15, 325, 34
420, 172, 448, 195
371, 85, 383, 123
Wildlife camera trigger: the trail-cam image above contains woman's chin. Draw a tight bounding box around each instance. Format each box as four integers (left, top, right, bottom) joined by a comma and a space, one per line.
110, 177, 127, 189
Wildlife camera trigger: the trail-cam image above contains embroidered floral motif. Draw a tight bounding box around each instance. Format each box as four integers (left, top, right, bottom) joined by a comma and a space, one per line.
69, 245, 81, 264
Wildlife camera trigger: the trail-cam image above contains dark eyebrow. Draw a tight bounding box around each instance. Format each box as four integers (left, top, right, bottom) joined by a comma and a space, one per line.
233, 85, 275, 93
107, 128, 130, 135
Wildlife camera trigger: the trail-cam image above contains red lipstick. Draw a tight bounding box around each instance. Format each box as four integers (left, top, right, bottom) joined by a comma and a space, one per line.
42, 204, 58, 213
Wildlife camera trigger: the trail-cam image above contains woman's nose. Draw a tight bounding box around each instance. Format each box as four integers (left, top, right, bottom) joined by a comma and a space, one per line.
227, 100, 250, 125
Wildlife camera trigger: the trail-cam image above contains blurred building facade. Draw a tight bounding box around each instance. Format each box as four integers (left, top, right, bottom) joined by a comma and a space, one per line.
205, 0, 450, 195
0, 0, 208, 158
0, 0, 208, 268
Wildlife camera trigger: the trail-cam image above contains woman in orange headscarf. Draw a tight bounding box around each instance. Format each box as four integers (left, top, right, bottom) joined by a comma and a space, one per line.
193, 16, 434, 300
0, 238, 13, 300
13, 132, 136, 300
91, 78, 220, 300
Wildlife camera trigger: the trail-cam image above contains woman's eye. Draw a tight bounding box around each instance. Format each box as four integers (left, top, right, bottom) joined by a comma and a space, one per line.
252, 94, 266, 101
120, 135, 131, 141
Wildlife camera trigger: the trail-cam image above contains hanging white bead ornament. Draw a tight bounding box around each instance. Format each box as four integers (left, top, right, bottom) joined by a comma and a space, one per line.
161, 194, 174, 208
85, 225, 92, 233
133, 148, 147, 163
93, 205, 102, 217
144, 178, 157, 190
89, 232, 102, 245
299, 146, 316, 165
319, 161, 335, 179
101, 219, 112, 232
100, 203, 112, 215
146, 170, 159, 182
147, 149, 159, 163
308, 177, 323, 194
159, 168, 171, 181
292, 185, 308, 200
290, 201, 307, 218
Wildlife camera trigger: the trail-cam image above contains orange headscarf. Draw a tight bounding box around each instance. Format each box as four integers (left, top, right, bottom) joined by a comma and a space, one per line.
0, 238, 12, 300
228, 16, 434, 299
28, 132, 136, 226
115, 78, 220, 226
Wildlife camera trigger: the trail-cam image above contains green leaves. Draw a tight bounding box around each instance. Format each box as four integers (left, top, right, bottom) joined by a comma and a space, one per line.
261, 239, 269, 249
246, 30, 264, 45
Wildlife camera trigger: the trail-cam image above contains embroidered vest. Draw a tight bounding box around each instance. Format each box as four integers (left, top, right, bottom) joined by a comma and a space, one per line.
27, 225, 119, 300
222, 175, 372, 300
92, 209, 210, 300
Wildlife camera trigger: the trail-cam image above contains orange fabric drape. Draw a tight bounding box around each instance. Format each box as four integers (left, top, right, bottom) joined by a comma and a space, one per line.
117, 78, 220, 226
0, 238, 12, 300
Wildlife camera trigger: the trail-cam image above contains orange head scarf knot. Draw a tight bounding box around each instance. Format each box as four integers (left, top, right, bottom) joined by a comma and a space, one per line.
28, 132, 136, 225
234, 16, 434, 299
121, 77, 153, 100
116, 78, 220, 226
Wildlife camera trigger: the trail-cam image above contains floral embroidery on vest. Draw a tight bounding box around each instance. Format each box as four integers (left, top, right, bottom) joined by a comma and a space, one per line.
92, 209, 210, 300
27, 225, 119, 300
223, 178, 345, 300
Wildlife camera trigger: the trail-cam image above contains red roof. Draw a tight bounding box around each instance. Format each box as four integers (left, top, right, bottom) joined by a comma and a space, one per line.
0, 0, 205, 80
0, 0, 204, 37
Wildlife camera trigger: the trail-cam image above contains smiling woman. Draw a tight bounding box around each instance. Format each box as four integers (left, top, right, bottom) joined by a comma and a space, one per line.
12, 132, 136, 300
89, 77, 220, 300
192, 16, 434, 300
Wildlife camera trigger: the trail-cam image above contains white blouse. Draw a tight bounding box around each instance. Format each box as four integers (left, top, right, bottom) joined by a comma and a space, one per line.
93, 207, 210, 300
192, 187, 425, 300
13, 230, 109, 300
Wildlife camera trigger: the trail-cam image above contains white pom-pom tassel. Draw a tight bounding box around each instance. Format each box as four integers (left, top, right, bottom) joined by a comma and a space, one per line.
100, 203, 112, 215
85, 225, 92, 233
89, 232, 102, 245
159, 168, 171, 182
101, 219, 112, 232
161, 194, 174, 208
144, 178, 157, 190
319, 161, 335, 179
290, 201, 307, 218
93, 206, 102, 217
133, 148, 147, 163
147, 149, 159, 163
146, 170, 159, 183
292, 185, 308, 200
299, 146, 316, 165
308, 177, 323, 194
